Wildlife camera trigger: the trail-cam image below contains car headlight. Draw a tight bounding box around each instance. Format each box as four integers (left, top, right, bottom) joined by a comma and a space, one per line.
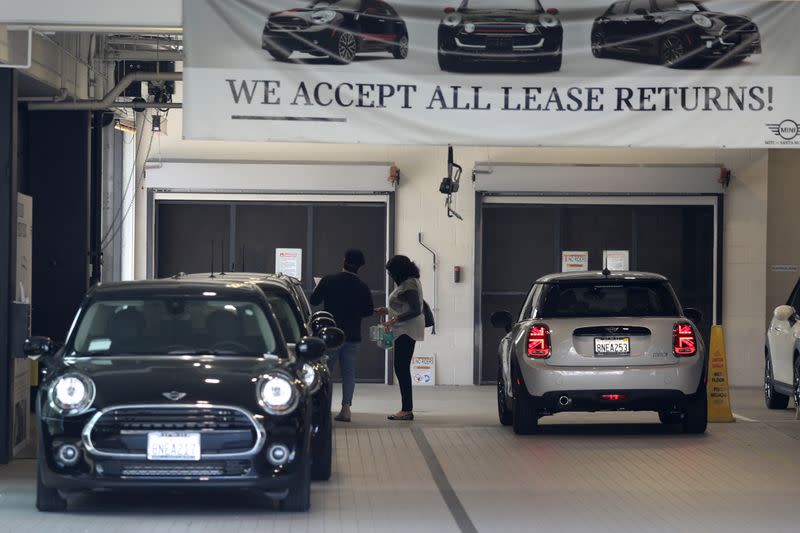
692, 14, 713, 29
442, 13, 462, 27
49, 374, 95, 416
525, 23, 537, 34
311, 9, 337, 24
257, 373, 299, 415
464, 23, 476, 34
302, 363, 320, 393
538, 14, 559, 28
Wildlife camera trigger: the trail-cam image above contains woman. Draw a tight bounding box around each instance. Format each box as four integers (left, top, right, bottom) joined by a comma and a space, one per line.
376, 255, 424, 421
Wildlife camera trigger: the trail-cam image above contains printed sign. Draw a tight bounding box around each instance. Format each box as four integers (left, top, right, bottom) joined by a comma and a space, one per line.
184, 0, 800, 148
562, 251, 588, 272
770, 264, 799, 273
275, 248, 303, 279
411, 355, 435, 386
603, 250, 630, 271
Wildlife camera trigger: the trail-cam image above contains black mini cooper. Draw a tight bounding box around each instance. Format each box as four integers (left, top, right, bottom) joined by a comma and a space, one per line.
27, 280, 332, 512
437, 0, 564, 72
262, 0, 409, 64
591, 0, 762, 67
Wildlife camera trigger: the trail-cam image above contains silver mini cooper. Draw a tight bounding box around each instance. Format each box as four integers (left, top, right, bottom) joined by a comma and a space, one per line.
491, 271, 707, 435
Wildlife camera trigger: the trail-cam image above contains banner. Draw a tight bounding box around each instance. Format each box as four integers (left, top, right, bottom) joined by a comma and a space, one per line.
183, 0, 800, 147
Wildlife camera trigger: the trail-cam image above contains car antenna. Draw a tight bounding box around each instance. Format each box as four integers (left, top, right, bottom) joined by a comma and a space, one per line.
209, 240, 216, 279
219, 239, 227, 276
602, 247, 611, 277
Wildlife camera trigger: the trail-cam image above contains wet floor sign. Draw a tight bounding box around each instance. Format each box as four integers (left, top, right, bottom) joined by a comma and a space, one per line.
707, 325, 735, 423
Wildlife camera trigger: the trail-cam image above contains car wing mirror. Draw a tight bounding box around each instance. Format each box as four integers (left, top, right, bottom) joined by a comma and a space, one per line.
490, 311, 514, 333
24, 336, 54, 360
296, 336, 326, 363
683, 308, 703, 325
773, 305, 796, 322
310, 310, 334, 323
310, 316, 336, 336
319, 326, 345, 350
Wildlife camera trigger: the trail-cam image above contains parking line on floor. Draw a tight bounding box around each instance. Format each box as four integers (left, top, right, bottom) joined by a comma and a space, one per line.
411, 427, 478, 533
732, 413, 758, 422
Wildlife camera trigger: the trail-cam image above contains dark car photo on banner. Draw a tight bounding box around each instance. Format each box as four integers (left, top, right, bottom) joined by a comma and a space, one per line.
437, 0, 564, 72
262, 0, 409, 64
591, 0, 762, 68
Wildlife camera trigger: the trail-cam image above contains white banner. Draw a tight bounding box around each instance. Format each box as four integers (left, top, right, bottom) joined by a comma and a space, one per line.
184, 0, 800, 148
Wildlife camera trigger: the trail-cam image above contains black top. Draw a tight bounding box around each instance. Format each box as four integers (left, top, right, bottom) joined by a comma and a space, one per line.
310, 272, 373, 342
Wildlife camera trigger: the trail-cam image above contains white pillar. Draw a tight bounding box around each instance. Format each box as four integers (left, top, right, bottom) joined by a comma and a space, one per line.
133, 112, 154, 280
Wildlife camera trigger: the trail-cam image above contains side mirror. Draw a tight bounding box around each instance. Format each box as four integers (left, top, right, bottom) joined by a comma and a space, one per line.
24, 336, 54, 359
319, 326, 345, 350
634, 8, 648, 15
683, 308, 703, 325
547, 7, 559, 15
295, 336, 326, 363
310, 316, 336, 336
310, 310, 334, 323
773, 305, 796, 322
490, 311, 514, 333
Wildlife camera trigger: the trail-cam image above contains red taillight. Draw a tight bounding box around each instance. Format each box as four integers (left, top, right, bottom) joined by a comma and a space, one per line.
600, 394, 626, 401
444, 6, 455, 13
527, 325, 551, 358
673, 323, 697, 356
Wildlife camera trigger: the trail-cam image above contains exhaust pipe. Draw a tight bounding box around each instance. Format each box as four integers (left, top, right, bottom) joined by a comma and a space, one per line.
558, 395, 572, 407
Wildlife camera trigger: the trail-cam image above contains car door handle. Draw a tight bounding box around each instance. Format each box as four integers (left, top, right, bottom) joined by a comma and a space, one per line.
378, 18, 386, 22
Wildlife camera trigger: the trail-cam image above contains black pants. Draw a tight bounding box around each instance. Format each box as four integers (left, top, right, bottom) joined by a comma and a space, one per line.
393, 334, 416, 412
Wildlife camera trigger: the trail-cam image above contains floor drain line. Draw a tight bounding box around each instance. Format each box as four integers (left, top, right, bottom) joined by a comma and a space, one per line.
411, 427, 479, 533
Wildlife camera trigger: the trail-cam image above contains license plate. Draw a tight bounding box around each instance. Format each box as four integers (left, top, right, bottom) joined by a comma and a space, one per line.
487, 37, 512, 51
146, 432, 201, 461
594, 337, 630, 356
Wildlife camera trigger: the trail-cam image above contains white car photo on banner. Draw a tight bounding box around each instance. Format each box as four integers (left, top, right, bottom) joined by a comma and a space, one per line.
183, 0, 800, 147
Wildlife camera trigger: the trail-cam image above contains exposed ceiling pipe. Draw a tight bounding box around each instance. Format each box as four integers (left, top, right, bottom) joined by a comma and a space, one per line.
28, 71, 182, 111
18, 87, 69, 103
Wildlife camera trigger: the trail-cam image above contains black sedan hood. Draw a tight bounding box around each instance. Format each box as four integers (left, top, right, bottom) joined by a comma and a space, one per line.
61, 356, 296, 409
663, 10, 752, 24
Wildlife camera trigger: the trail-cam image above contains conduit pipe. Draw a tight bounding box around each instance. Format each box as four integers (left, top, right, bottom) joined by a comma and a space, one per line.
28, 71, 182, 111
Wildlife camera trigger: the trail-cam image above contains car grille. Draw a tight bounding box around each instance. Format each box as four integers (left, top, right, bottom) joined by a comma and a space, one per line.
459, 33, 543, 50
718, 21, 759, 45
474, 23, 537, 35
87, 406, 261, 457
119, 461, 252, 478
268, 16, 310, 31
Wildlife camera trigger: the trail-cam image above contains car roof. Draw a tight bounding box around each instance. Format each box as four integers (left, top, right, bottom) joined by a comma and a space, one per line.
89, 279, 266, 299
179, 272, 299, 287
536, 271, 669, 283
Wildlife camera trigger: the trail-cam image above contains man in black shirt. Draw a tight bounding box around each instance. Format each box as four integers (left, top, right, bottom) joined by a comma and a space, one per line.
310, 249, 374, 422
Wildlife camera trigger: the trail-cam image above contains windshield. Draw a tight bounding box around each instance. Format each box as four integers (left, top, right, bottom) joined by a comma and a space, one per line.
72, 297, 278, 356
310, 0, 362, 9
537, 281, 680, 318
655, 0, 705, 12
460, 0, 544, 11
264, 292, 304, 344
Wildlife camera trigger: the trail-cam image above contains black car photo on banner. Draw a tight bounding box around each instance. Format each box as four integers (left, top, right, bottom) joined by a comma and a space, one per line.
184, 0, 800, 147
591, 0, 762, 68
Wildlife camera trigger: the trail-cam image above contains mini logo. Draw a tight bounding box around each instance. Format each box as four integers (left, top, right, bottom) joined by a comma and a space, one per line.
605, 327, 622, 334
766, 119, 800, 141
162, 391, 187, 401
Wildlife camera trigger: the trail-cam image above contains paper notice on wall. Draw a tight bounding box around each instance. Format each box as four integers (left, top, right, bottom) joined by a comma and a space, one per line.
603, 250, 630, 271
411, 355, 435, 387
562, 251, 588, 272
275, 248, 302, 280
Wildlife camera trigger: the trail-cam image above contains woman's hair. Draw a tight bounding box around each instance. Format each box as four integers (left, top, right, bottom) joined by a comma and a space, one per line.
386, 255, 420, 285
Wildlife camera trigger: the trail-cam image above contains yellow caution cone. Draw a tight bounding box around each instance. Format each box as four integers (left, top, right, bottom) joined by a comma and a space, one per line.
707, 325, 735, 423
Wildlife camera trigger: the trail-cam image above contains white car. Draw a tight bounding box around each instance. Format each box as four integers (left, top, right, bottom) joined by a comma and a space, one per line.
764, 278, 800, 409
491, 271, 707, 435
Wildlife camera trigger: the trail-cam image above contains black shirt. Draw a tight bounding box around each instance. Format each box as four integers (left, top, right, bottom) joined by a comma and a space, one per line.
310, 271, 374, 342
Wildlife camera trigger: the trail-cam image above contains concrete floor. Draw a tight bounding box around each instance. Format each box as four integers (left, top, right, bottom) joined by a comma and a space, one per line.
0, 386, 797, 532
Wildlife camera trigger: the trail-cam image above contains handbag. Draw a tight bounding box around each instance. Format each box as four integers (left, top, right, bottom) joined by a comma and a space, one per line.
423, 300, 435, 329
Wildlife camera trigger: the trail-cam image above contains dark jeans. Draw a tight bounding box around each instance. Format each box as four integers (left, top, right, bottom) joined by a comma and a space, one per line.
393, 334, 416, 412
327, 341, 358, 406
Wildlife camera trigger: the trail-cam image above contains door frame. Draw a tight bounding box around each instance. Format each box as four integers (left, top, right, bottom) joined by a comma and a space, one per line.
474, 193, 723, 385
148, 191, 395, 384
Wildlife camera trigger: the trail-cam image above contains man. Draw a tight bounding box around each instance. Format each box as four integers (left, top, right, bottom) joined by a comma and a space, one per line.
310, 249, 374, 422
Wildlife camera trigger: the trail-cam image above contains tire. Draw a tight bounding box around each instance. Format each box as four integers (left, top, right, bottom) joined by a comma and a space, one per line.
511, 365, 539, 435
392, 34, 409, 59
544, 51, 562, 72
311, 412, 333, 481
764, 353, 790, 409
793, 356, 800, 407
438, 51, 456, 72
660, 33, 689, 68
280, 457, 312, 512
591, 32, 606, 58
682, 384, 708, 434
658, 411, 682, 425
497, 360, 512, 426
333, 32, 358, 64
266, 47, 292, 62
36, 464, 67, 512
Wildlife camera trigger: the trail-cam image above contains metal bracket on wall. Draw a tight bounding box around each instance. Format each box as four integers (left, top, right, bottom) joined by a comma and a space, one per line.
418, 232, 437, 335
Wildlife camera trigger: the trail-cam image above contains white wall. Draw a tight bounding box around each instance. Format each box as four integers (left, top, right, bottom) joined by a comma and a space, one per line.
145, 107, 769, 387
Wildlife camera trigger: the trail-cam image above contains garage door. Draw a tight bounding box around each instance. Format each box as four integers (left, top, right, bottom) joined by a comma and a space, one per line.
155, 200, 389, 383
479, 200, 717, 383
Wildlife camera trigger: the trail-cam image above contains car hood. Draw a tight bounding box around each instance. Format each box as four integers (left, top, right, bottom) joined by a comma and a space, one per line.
663, 10, 753, 24
456, 10, 545, 23
58, 355, 297, 409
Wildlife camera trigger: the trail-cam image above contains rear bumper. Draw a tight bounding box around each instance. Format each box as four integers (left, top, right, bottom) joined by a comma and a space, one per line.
535, 389, 693, 413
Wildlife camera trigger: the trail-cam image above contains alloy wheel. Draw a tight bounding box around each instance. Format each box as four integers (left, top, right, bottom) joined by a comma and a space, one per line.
661, 35, 686, 67
764, 357, 772, 402
399, 36, 409, 58
591, 33, 604, 57
338, 33, 357, 63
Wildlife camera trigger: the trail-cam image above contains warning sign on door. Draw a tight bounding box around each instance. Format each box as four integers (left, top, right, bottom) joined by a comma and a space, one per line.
411, 355, 435, 387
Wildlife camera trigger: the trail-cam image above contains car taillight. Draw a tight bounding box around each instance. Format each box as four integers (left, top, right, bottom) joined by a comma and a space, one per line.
527, 325, 551, 358
673, 323, 697, 356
